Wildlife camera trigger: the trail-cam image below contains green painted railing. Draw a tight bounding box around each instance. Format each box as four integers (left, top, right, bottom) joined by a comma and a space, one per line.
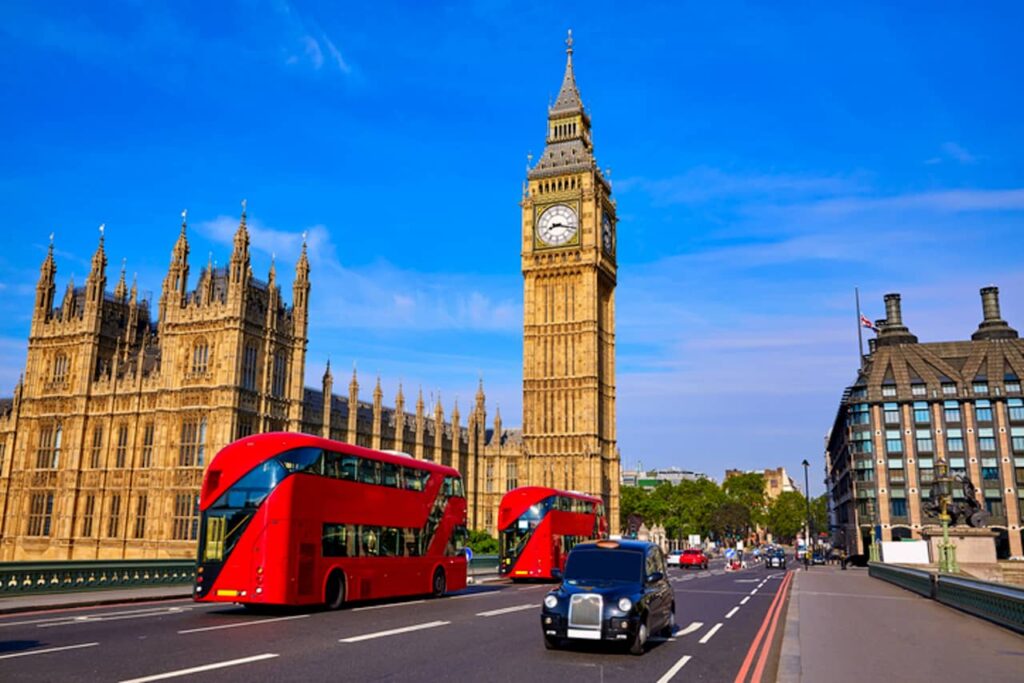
0, 560, 196, 597
936, 574, 1024, 635
868, 562, 935, 598
468, 554, 499, 580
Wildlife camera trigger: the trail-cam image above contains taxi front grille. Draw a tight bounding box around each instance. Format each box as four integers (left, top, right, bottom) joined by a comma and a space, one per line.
568, 594, 602, 629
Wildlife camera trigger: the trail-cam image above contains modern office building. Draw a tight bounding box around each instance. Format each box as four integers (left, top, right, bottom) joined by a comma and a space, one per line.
825, 288, 1023, 558
622, 467, 707, 488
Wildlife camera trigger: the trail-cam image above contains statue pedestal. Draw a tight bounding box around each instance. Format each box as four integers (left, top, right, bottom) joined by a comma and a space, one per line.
920, 526, 997, 565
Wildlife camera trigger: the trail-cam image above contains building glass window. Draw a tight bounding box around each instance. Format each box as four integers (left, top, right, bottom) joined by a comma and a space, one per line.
141, 422, 155, 468
1008, 398, 1024, 422
972, 381, 989, 395
27, 492, 55, 536
949, 456, 967, 478
81, 494, 95, 538
1011, 427, 1024, 453
506, 461, 518, 491
942, 383, 957, 396
272, 350, 287, 397
980, 457, 999, 481
133, 495, 147, 539
1007, 382, 1022, 395
977, 427, 996, 453
0, 441, 5, 473
179, 416, 207, 467
242, 343, 258, 391
850, 403, 870, 425
850, 387, 867, 399
107, 494, 121, 538
912, 402, 930, 423
35, 423, 61, 469
885, 430, 902, 453
883, 403, 900, 424
173, 494, 200, 540
985, 496, 1004, 516
192, 340, 209, 374
911, 384, 926, 397
890, 497, 907, 517
975, 400, 993, 423
882, 385, 897, 398
52, 352, 69, 383
852, 430, 873, 454
915, 429, 933, 453
946, 428, 964, 452
115, 423, 129, 468
943, 400, 961, 423
90, 424, 104, 468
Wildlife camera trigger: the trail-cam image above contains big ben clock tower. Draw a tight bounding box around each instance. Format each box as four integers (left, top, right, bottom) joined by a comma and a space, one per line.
521, 31, 620, 531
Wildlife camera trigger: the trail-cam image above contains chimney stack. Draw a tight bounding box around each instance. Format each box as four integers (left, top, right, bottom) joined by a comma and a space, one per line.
876, 292, 918, 346
972, 286, 1018, 341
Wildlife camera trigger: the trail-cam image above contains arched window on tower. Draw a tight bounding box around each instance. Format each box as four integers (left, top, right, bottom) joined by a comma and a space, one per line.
272, 350, 288, 397
52, 352, 69, 384
242, 343, 258, 390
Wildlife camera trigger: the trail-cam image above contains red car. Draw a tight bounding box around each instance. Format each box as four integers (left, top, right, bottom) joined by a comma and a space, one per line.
677, 548, 709, 570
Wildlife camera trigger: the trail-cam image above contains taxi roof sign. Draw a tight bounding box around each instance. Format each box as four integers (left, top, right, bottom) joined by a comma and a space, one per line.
595, 540, 620, 549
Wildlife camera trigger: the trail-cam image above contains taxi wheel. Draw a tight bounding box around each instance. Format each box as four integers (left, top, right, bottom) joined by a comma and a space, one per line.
660, 606, 676, 637
629, 615, 648, 655
543, 634, 561, 650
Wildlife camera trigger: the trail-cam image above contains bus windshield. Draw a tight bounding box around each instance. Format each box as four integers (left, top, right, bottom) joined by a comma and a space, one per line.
500, 496, 554, 567
564, 549, 642, 584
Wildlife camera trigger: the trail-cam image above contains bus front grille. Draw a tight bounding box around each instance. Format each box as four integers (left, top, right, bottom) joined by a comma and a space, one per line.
568, 594, 602, 629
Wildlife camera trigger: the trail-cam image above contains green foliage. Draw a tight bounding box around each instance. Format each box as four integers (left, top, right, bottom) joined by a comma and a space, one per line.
811, 494, 829, 537
723, 472, 767, 527
619, 477, 728, 540
710, 501, 751, 540
766, 491, 807, 542
467, 529, 499, 554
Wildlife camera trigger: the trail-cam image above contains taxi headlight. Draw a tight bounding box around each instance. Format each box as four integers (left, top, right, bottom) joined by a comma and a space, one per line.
544, 594, 558, 609
618, 597, 632, 612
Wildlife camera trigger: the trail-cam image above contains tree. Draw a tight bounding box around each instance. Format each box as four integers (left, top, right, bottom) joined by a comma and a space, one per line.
710, 501, 751, 544
723, 472, 767, 528
811, 494, 829, 539
468, 529, 498, 554
766, 491, 807, 542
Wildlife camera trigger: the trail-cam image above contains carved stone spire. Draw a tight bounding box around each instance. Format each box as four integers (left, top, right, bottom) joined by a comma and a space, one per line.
86, 224, 108, 305
35, 233, 57, 317
114, 258, 128, 302
550, 29, 583, 115
230, 199, 251, 287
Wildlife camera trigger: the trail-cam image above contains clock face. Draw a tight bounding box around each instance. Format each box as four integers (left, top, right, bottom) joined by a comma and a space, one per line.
602, 212, 614, 253
536, 204, 579, 246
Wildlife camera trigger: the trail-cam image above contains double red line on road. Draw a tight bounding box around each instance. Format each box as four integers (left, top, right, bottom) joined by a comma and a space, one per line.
733, 571, 794, 683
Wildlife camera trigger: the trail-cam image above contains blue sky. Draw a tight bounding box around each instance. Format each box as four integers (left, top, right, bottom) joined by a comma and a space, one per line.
2, 1, 1023, 495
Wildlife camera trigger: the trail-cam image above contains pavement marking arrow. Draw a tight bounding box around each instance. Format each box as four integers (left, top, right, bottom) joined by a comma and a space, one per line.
674, 621, 704, 637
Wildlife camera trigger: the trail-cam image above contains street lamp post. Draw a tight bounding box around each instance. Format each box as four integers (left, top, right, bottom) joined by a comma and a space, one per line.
935, 459, 959, 573
802, 459, 812, 567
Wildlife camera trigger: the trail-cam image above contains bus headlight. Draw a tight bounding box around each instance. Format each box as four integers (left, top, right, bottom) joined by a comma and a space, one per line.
618, 597, 632, 612
544, 595, 558, 609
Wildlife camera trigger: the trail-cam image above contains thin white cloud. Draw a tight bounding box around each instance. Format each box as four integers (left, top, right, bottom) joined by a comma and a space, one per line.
302, 35, 324, 69
941, 142, 977, 164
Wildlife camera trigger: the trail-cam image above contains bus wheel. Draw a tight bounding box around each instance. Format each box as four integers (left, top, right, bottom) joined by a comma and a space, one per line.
325, 570, 345, 610
431, 568, 446, 598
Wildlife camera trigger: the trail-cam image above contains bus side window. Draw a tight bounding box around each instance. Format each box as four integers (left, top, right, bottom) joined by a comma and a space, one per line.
380, 527, 402, 556
360, 525, 380, 556
339, 455, 358, 481
403, 468, 423, 492
322, 523, 353, 557
403, 528, 421, 556
382, 462, 400, 488
359, 459, 382, 486
324, 452, 341, 479
452, 477, 464, 498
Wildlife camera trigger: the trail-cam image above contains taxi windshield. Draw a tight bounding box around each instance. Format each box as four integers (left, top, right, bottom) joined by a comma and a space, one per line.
564, 549, 643, 583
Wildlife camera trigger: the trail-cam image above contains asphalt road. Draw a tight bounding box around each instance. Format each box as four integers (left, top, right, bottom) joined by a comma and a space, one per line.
0, 557, 793, 682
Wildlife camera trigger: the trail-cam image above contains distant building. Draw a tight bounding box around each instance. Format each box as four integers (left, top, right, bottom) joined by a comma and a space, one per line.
724, 467, 797, 500
825, 288, 1023, 558
622, 466, 707, 488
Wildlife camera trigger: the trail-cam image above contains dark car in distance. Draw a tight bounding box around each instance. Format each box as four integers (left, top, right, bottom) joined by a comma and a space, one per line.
540, 539, 675, 655
765, 549, 786, 569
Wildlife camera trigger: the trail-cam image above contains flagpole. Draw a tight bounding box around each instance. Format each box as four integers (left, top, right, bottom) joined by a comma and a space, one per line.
855, 287, 865, 368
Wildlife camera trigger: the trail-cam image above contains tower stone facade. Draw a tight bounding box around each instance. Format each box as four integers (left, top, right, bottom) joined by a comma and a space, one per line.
519, 32, 620, 530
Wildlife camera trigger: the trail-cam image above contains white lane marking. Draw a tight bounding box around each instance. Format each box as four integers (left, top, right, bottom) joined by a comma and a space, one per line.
655, 654, 692, 683
178, 614, 309, 634
699, 622, 724, 644
517, 585, 546, 591
750, 589, 758, 595
352, 599, 426, 612
675, 621, 703, 636
476, 603, 537, 617
38, 608, 192, 629
339, 620, 450, 643
0, 641, 99, 660
734, 579, 759, 583
740, 596, 751, 605
2, 607, 188, 629
725, 606, 740, 619
119, 653, 279, 683
449, 591, 501, 600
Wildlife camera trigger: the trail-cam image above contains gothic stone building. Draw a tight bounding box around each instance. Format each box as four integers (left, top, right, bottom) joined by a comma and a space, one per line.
826, 288, 1024, 559
0, 35, 622, 560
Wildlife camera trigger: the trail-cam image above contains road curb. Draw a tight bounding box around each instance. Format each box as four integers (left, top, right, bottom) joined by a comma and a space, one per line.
777, 570, 801, 683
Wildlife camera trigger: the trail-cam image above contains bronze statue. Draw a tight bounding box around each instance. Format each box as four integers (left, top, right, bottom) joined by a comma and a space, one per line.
924, 474, 990, 527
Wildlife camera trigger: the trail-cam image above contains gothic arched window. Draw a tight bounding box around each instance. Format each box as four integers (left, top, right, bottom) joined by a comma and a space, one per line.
52, 352, 69, 383
192, 339, 209, 374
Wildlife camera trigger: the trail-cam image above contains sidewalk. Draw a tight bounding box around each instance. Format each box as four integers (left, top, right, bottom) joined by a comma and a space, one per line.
0, 586, 191, 615
777, 566, 1023, 683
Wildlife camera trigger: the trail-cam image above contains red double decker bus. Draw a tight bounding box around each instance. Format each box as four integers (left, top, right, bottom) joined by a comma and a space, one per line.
194, 432, 468, 608
498, 486, 607, 580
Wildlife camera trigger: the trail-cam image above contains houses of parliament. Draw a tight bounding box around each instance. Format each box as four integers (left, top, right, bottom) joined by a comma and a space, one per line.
0, 34, 621, 560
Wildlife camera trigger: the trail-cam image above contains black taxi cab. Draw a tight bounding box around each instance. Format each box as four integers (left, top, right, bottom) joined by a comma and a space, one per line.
540, 539, 675, 655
